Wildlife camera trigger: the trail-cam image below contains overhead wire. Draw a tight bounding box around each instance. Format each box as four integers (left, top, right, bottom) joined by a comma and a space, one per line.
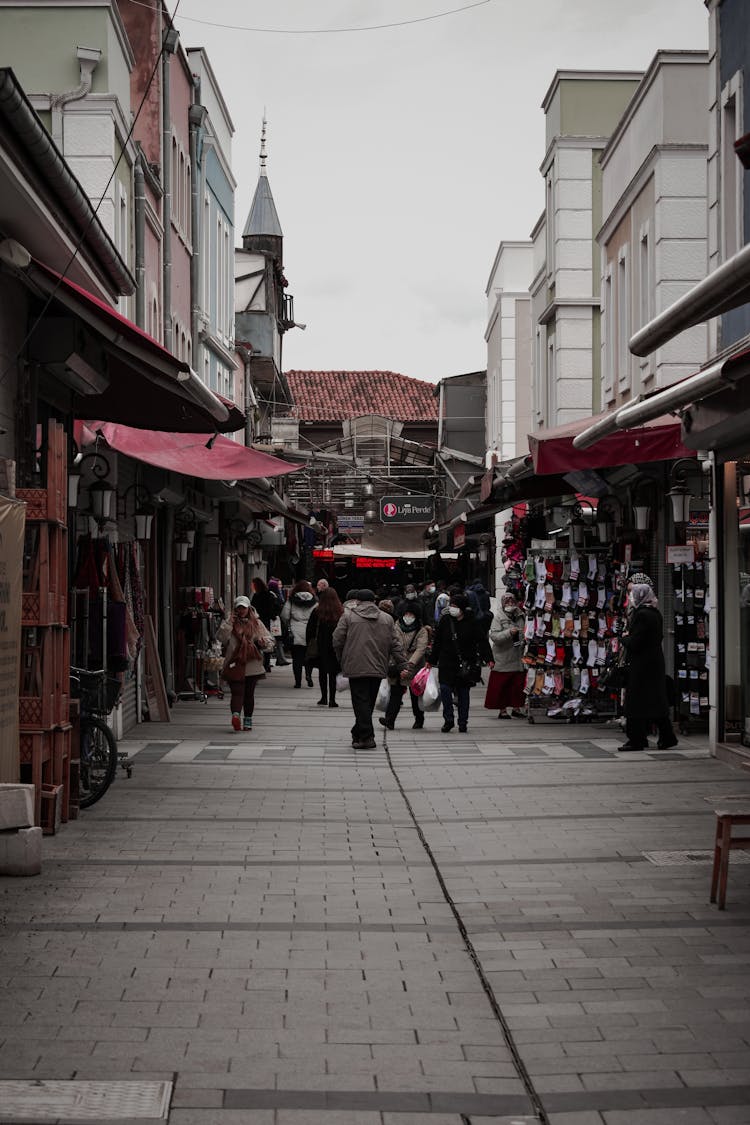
0, 0, 182, 389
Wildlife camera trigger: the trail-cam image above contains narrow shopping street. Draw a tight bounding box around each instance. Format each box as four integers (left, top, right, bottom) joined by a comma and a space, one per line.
1, 668, 749, 1125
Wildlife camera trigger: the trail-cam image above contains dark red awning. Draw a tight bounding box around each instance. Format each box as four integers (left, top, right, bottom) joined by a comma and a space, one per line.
88, 421, 302, 480
528, 413, 693, 476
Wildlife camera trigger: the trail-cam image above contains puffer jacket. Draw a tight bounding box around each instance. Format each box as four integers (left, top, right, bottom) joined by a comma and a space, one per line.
332, 603, 406, 679
281, 590, 317, 645
489, 606, 523, 673
216, 611, 270, 678
389, 623, 429, 684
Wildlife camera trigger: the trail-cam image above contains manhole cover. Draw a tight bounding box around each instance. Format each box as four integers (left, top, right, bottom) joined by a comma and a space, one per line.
0, 1081, 171, 1121
643, 850, 750, 866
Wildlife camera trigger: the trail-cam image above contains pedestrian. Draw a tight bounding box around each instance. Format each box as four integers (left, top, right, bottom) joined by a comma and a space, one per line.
281, 580, 318, 688
427, 593, 493, 733
333, 588, 406, 749
378, 598, 395, 619
267, 577, 290, 666
379, 603, 430, 730
306, 586, 344, 708
484, 592, 525, 719
467, 579, 493, 634
419, 580, 437, 627
396, 583, 424, 625
216, 596, 273, 732
316, 578, 329, 595
620, 583, 678, 752
250, 576, 278, 672
433, 581, 450, 623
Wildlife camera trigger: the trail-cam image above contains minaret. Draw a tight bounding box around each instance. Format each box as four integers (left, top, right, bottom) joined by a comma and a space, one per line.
242, 115, 283, 264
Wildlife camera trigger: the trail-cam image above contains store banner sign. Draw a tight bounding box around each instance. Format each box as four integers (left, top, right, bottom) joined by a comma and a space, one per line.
338, 514, 364, 532
667, 544, 696, 565
379, 495, 433, 525
453, 523, 466, 549
0, 497, 24, 782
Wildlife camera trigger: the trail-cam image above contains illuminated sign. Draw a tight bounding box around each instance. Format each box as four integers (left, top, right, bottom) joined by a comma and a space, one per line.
312, 549, 334, 560
379, 495, 433, 524
355, 557, 396, 569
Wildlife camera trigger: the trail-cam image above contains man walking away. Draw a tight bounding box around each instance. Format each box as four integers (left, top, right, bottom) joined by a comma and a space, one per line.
333, 588, 406, 749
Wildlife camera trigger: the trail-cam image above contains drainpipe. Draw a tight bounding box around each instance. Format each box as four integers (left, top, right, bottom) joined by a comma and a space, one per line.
236, 344, 254, 447
161, 27, 179, 352
188, 97, 207, 363
50, 46, 101, 150
134, 152, 146, 327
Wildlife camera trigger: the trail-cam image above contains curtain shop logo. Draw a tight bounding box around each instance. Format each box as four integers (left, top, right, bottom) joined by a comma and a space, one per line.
379, 495, 433, 524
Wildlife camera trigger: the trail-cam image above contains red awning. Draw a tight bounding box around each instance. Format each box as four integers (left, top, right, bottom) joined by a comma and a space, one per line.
26, 260, 240, 433
528, 413, 693, 476
87, 421, 302, 480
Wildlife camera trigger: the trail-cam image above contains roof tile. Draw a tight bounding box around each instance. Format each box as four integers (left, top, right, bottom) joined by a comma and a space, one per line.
285, 370, 438, 422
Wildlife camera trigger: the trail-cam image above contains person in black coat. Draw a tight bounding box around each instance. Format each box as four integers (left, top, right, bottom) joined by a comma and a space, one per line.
251, 577, 279, 672
306, 587, 344, 708
427, 593, 493, 733
620, 584, 678, 752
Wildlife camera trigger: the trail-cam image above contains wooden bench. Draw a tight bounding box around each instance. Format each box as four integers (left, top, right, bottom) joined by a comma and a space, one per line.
710, 798, 750, 910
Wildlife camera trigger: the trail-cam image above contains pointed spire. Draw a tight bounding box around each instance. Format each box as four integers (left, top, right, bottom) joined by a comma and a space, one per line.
243, 113, 283, 245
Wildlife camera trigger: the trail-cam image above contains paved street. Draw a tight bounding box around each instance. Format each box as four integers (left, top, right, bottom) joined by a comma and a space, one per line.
2, 665, 750, 1125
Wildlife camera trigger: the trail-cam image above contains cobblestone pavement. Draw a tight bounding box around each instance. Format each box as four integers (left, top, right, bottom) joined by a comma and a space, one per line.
1, 664, 750, 1124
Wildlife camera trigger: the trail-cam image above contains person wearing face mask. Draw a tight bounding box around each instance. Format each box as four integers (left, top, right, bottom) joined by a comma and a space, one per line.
620, 583, 678, 752
485, 593, 526, 719
379, 606, 430, 730
396, 584, 423, 626
281, 580, 318, 688
427, 594, 493, 733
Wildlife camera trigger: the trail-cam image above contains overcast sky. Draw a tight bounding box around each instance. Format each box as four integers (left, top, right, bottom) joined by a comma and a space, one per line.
174, 0, 709, 384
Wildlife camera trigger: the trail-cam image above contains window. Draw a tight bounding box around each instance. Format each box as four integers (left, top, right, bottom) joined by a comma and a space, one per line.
602, 265, 614, 402
639, 223, 653, 380
545, 173, 555, 280
721, 73, 744, 261
534, 326, 545, 422
617, 247, 629, 388
202, 194, 210, 317
546, 339, 556, 425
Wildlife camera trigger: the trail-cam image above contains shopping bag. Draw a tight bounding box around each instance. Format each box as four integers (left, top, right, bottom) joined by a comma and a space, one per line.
270, 617, 282, 637
410, 665, 430, 697
374, 677, 391, 713
419, 668, 441, 712
335, 673, 350, 693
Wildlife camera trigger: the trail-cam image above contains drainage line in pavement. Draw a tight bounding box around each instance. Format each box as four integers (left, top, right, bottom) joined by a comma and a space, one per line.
381, 728, 547, 1125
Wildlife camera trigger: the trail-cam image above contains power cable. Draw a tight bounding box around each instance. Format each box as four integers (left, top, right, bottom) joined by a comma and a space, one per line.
131, 0, 493, 35
0, 0, 182, 389
380, 722, 550, 1124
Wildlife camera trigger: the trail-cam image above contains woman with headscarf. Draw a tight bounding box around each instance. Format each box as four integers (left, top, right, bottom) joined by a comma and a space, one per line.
281, 580, 318, 688
378, 602, 430, 730
620, 583, 678, 751
427, 593, 493, 733
216, 596, 273, 731
484, 592, 525, 719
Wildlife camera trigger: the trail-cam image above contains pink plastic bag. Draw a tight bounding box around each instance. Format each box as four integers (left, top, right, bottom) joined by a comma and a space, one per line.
410, 665, 430, 697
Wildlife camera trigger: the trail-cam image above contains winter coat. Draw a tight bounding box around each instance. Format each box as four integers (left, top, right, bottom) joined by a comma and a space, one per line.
216, 611, 270, 678
332, 603, 406, 680
250, 587, 279, 628
489, 607, 523, 673
306, 608, 340, 671
389, 623, 429, 685
622, 605, 669, 719
281, 590, 317, 646
429, 610, 493, 688
395, 596, 424, 625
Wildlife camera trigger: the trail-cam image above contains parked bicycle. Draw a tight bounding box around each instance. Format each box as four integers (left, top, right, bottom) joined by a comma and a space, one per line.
70, 667, 130, 808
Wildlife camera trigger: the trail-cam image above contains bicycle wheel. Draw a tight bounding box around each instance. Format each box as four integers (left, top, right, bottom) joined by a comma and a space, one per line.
79, 717, 118, 808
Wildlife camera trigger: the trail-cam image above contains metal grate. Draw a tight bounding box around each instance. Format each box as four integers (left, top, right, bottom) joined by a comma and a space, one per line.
0, 1081, 172, 1121
643, 849, 750, 866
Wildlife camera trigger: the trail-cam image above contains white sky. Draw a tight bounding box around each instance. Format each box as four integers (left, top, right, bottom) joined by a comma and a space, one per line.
174, 0, 709, 384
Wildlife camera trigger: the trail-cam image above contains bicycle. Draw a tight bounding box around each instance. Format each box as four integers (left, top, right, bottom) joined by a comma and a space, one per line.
70, 667, 127, 808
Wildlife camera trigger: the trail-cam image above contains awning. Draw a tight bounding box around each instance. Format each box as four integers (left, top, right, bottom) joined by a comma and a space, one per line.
25, 260, 241, 433
87, 421, 302, 480
528, 413, 692, 475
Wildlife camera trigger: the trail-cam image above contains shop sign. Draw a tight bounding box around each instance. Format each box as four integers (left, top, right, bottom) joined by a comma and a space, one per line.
379, 495, 433, 524
666, 544, 696, 565
0, 496, 24, 782
453, 523, 466, 549
355, 557, 396, 569
338, 513, 364, 532
313, 548, 334, 560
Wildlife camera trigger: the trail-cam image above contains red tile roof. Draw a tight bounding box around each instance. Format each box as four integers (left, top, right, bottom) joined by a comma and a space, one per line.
285, 370, 438, 422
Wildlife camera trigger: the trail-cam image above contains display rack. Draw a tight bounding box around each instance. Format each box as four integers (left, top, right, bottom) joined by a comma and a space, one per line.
672, 558, 710, 734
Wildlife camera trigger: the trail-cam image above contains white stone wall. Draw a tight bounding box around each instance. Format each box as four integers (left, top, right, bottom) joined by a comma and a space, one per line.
552, 145, 594, 301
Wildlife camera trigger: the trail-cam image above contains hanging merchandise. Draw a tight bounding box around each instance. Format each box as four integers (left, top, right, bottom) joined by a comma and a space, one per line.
514, 542, 628, 724
176, 587, 225, 701
672, 558, 710, 733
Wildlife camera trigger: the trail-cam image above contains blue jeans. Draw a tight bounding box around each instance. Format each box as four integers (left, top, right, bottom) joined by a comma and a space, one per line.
440, 682, 470, 729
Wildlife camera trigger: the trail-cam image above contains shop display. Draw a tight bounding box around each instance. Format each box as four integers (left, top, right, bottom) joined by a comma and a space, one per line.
176, 587, 225, 701
504, 542, 627, 723
672, 560, 710, 731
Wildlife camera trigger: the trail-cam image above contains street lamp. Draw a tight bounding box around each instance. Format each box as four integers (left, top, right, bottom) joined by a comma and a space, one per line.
70, 451, 114, 520
668, 459, 696, 528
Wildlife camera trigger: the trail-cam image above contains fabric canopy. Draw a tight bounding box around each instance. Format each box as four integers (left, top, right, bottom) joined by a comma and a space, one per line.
88, 421, 302, 480
528, 413, 692, 476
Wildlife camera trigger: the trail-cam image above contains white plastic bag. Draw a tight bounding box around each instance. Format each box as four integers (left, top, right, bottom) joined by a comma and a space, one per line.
335, 673, 349, 693
375, 677, 391, 712
419, 667, 441, 712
